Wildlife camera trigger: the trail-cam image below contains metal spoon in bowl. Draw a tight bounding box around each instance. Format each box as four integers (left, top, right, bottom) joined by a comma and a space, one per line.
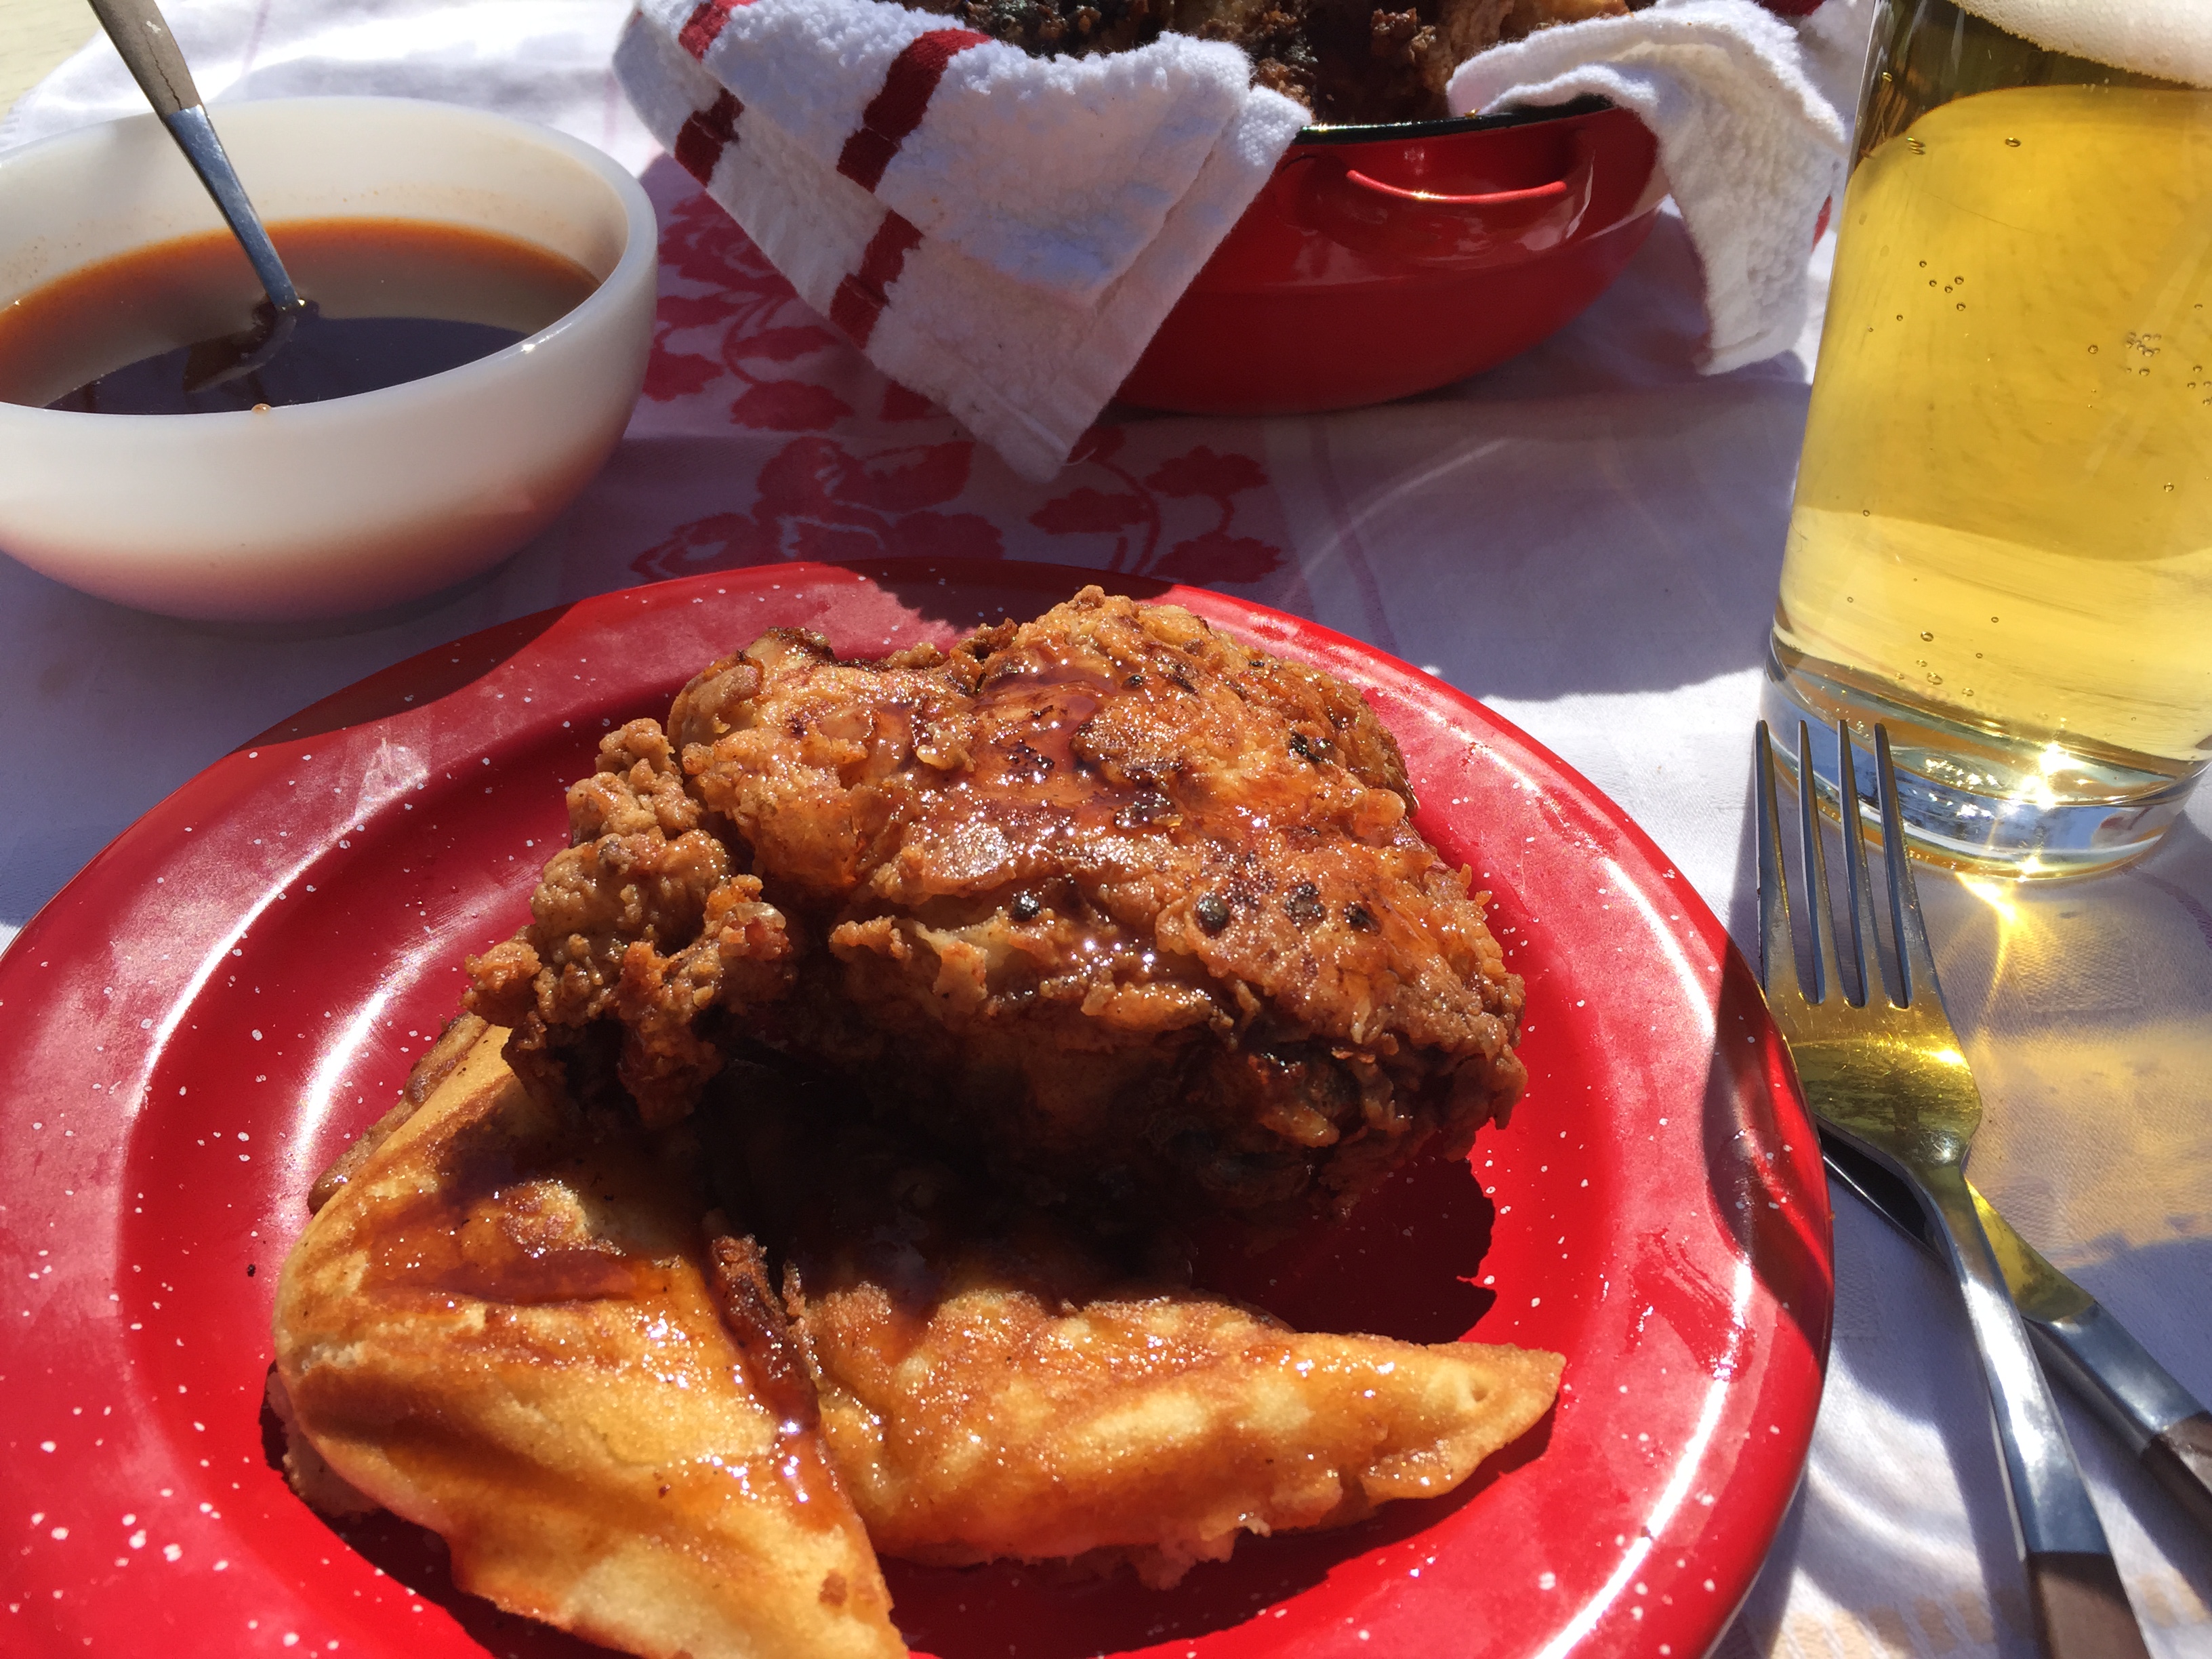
85, 0, 313, 389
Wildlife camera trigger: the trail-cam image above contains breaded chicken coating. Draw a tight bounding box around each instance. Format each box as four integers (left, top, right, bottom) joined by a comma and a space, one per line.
473, 588, 1523, 1225
684, 589, 1522, 1221
895, 0, 1624, 123
1176, 0, 1622, 124
466, 720, 792, 1126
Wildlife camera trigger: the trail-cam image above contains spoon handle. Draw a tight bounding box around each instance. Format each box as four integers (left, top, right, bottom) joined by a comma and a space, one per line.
85, 0, 199, 117
84, 0, 304, 311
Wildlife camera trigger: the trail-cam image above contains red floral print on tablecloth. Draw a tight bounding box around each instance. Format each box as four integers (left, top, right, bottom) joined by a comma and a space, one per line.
1034, 429, 1279, 583
631, 434, 1002, 576
627, 180, 1287, 591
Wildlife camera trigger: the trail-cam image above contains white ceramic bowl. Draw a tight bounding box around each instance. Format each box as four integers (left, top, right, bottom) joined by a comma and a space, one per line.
0, 98, 656, 622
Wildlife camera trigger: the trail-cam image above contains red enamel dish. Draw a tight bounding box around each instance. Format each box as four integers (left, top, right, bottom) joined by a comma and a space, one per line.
0, 558, 1829, 1658
1120, 100, 1663, 415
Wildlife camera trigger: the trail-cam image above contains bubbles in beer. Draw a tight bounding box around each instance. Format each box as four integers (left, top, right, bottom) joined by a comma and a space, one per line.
1783, 64, 2212, 785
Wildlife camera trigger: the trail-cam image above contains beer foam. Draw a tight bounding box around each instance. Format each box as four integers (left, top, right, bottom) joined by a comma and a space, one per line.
1962, 0, 2212, 87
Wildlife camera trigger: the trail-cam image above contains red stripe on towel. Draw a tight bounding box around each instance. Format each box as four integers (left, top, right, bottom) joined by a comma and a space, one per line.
676, 0, 752, 58
674, 88, 744, 184
835, 30, 988, 191
828, 210, 924, 347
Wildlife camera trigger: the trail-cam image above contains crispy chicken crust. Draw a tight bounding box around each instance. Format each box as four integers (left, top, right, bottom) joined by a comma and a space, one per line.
466, 720, 794, 1127
895, 0, 1626, 123
472, 588, 1523, 1225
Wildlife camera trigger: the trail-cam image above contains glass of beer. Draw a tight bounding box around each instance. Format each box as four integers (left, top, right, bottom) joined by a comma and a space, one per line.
1764, 0, 2212, 877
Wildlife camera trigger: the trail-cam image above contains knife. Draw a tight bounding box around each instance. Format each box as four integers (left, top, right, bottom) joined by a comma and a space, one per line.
1822, 1129, 2212, 1537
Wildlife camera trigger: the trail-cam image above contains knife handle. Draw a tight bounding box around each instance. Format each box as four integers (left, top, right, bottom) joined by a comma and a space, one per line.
2029, 1302, 2212, 1544
2028, 1551, 2151, 1659
2144, 1412, 2212, 1538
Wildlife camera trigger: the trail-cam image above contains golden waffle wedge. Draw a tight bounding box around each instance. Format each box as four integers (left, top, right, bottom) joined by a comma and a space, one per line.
794, 1231, 1562, 1587
272, 1023, 904, 1659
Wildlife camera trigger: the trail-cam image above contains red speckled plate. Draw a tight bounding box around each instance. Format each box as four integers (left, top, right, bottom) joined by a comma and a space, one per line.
0, 559, 1828, 1659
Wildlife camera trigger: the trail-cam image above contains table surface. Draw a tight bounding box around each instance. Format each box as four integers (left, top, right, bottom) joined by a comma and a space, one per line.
3, 5, 2209, 1658
0, 0, 91, 126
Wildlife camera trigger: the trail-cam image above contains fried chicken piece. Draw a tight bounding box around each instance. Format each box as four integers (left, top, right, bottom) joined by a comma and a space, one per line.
884, 0, 1622, 119
1418, 0, 1512, 105
906, 0, 1167, 54
1168, 0, 1618, 123
471, 588, 1523, 1224
679, 588, 1523, 1225
273, 1025, 903, 1659
466, 720, 794, 1127
705, 1069, 1561, 1585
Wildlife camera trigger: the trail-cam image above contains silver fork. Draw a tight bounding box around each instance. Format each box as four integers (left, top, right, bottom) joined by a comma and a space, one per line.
1755, 718, 2151, 1659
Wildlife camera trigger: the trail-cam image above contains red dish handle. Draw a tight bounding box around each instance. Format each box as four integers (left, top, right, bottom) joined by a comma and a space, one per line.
1340, 171, 1570, 210
1297, 131, 1599, 268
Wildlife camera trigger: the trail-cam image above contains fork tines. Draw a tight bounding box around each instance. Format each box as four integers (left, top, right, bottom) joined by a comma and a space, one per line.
1753, 719, 1942, 1015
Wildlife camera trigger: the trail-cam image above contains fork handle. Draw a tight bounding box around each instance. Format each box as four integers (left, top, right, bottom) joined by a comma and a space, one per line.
1919, 1164, 2152, 1659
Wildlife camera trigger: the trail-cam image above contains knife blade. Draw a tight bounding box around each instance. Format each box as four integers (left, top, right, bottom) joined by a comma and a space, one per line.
1822, 1128, 2212, 1538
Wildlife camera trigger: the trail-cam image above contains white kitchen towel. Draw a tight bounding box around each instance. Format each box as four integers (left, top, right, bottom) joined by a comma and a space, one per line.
615, 0, 1307, 480
1451, 0, 1851, 373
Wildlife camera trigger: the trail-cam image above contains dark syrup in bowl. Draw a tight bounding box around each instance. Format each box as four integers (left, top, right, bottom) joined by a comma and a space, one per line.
0, 219, 600, 415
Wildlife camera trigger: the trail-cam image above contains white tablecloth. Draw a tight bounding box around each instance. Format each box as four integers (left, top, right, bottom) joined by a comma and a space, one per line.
4, 5, 2209, 1654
